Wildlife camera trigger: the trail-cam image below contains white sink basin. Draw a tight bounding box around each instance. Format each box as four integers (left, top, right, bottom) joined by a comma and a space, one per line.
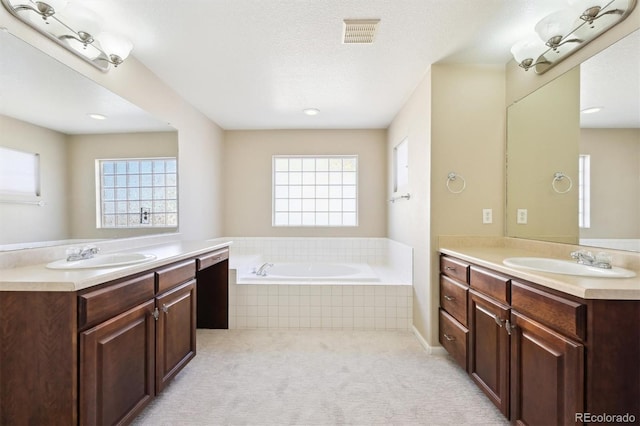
503, 257, 636, 278
46, 253, 156, 270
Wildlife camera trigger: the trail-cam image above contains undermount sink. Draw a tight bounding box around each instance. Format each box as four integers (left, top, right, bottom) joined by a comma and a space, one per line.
503, 257, 636, 278
46, 253, 156, 270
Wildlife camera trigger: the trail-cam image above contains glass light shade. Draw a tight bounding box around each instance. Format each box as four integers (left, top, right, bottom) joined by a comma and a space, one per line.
511, 36, 547, 64
98, 32, 133, 60
37, 0, 68, 14
535, 9, 577, 44
58, 4, 103, 37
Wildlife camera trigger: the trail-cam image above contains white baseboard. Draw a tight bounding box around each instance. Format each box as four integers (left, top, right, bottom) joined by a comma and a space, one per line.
412, 325, 447, 356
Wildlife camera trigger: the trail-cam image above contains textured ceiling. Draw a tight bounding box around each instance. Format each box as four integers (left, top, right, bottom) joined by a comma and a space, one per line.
1, 0, 638, 132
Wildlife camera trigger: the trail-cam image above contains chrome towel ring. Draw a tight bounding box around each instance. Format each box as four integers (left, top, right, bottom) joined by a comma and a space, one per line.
446, 172, 466, 194
552, 172, 573, 194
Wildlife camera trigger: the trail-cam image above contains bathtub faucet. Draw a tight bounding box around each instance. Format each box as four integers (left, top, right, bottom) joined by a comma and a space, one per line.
254, 262, 274, 276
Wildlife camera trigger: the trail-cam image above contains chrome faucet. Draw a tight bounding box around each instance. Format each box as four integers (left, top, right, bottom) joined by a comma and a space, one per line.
253, 262, 274, 276
66, 246, 100, 261
570, 250, 612, 269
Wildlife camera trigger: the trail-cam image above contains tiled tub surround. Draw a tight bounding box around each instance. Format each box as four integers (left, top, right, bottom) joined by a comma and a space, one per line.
227, 237, 413, 330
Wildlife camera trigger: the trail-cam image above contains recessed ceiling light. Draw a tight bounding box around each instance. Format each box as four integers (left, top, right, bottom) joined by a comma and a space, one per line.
88, 113, 107, 120
581, 107, 603, 114
303, 108, 320, 116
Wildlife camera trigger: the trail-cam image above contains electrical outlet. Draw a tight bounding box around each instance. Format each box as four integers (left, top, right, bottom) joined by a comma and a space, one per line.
482, 209, 493, 224
517, 209, 528, 224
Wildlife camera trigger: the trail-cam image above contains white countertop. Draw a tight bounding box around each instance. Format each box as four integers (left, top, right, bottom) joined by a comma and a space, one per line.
440, 246, 640, 300
0, 239, 232, 292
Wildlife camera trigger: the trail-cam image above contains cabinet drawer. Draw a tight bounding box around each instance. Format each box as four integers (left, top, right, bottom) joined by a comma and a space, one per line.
78, 273, 155, 330
197, 248, 229, 271
511, 281, 586, 341
156, 259, 196, 293
440, 256, 470, 283
439, 309, 468, 371
440, 275, 468, 327
470, 266, 510, 305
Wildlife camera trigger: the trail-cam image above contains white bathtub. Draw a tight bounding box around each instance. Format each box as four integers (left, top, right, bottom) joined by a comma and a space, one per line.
239, 262, 379, 283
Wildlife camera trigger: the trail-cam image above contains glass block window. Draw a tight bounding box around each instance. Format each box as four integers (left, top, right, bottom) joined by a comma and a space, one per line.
578, 154, 591, 229
273, 155, 358, 227
97, 158, 178, 228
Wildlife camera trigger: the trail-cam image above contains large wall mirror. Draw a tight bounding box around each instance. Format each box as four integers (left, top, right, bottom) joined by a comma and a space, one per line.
507, 29, 640, 253
0, 31, 179, 251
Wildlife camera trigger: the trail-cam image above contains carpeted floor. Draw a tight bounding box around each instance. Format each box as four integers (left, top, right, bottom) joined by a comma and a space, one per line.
133, 329, 508, 425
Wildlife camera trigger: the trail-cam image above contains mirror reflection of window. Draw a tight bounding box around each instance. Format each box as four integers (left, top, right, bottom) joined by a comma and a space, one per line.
96, 157, 178, 228
0, 146, 40, 196
578, 154, 590, 229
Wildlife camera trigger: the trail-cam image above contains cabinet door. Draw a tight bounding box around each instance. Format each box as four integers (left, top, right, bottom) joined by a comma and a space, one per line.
79, 300, 155, 426
511, 311, 584, 426
469, 289, 510, 417
156, 279, 197, 393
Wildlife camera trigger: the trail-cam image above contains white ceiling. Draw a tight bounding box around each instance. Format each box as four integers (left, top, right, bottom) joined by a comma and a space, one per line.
78, 0, 573, 130
1, 0, 638, 132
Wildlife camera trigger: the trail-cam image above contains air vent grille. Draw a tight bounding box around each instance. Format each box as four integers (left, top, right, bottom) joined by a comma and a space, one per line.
343, 19, 380, 44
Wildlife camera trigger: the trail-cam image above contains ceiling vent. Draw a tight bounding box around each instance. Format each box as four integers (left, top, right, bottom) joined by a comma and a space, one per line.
342, 19, 380, 44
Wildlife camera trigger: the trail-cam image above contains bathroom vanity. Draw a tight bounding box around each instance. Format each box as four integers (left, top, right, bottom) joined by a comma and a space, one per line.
0, 240, 230, 425
439, 247, 639, 425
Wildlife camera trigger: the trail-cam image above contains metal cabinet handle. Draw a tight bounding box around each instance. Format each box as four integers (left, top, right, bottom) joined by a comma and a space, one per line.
506, 320, 516, 335
443, 295, 455, 301
162, 304, 169, 314
443, 334, 456, 341
494, 314, 504, 327
445, 266, 456, 271
152, 308, 159, 321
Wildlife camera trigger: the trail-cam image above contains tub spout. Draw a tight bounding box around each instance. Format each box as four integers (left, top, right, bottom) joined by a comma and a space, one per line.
254, 262, 274, 276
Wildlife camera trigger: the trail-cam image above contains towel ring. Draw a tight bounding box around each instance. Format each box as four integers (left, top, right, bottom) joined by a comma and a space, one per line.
552, 172, 573, 194
446, 172, 466, 194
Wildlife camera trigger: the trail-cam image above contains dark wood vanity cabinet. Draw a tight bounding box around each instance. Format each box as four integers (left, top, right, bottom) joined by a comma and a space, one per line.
0, 248, 224, 425
440, 254, 639, 425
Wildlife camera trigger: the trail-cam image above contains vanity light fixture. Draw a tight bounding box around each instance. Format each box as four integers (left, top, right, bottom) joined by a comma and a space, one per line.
1, 0, 133, 71
511, 0, 636, 73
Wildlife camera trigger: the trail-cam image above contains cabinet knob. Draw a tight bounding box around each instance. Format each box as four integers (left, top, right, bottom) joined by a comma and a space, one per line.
443, 334, 456, 342
443, 295, 455, 301
162, 304, 169, 314
494, 314, 505, 327
152, 308, 159, 321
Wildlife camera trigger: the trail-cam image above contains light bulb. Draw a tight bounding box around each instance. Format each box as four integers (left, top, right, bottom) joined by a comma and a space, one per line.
535, 9, 577, 48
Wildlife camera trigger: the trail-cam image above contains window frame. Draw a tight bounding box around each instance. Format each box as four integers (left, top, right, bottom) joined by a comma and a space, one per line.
95, 157, 178, 229
272, 154, 359, 227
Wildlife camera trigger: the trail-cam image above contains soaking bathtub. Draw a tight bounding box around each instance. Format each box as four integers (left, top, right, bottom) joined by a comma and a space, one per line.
239, 262, 380, 283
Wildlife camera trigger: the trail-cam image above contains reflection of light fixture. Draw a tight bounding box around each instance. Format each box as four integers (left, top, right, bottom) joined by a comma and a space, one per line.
1, 0, 133, 71
511, 0, 636, 74
303, 108, 320, 116
581, 106, 603, 114
88, 113, 107, 120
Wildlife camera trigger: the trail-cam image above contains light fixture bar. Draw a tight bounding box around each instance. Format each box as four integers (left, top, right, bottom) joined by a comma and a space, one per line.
512, 0, 636, 74
1, 0, 132, 71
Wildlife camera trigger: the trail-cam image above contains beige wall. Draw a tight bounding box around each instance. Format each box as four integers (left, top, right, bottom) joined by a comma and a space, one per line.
429, 64, 506, 345
67, 132, 178, 239
223, 129, 387, 237
1, 9, 225, 241
0, 115, 69, 244
506, 67, 580, 243
387, 70, 432, 340
580, 128, 640, 239
387, 64, 506, 346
